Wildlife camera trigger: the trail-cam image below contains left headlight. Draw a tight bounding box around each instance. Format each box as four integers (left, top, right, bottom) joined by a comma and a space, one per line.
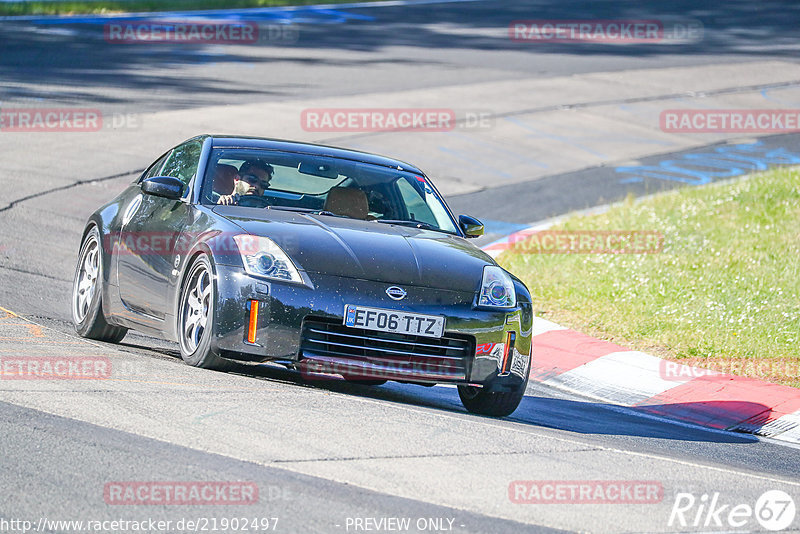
233, 234, 303, 284
477, 265, 516, 308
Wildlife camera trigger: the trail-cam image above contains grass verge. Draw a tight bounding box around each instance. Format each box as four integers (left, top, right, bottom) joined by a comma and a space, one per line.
500, 166, 800, 387
0, 0, 382, 17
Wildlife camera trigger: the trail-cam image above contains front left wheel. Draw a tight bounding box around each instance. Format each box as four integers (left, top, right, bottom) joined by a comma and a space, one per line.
72, 225, 128, 343
177, 254, 231, 371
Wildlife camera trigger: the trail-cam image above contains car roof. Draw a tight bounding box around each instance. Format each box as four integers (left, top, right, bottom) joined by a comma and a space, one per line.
205, 135, 424, 175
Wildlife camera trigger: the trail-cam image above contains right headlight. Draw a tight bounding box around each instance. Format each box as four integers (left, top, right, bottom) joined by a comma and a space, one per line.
477, 265, 516, 308
233, 234, 303, 284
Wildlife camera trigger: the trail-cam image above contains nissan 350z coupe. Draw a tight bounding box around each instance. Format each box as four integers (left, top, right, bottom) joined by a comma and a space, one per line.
72, 135, 533, 416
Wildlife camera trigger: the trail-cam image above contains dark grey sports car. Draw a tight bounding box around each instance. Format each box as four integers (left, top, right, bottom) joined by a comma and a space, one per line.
72, 135, 533, 416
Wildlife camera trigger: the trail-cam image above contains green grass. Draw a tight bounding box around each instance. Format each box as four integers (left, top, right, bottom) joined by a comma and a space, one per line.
500, 166, 800, 387
0, 0, 383, 16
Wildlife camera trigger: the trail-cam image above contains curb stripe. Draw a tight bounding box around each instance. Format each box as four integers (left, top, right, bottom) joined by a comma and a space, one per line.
529, 328, 625, 381
636, 377, 800, 430
532, 317, 567, 337
735, 410, 800, 443
543, 350, 692, 406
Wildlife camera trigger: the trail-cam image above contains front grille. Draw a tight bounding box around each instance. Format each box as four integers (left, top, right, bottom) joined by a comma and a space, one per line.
299, 317, 474, 381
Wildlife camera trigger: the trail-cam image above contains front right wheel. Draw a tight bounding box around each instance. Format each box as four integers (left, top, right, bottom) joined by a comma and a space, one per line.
458, 373, 529, 417
177, 254, 231, 371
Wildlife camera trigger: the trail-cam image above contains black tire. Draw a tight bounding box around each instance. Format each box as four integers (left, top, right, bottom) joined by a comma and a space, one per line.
177, 254, 231, 371
458, 372, 529, 417
72, 225, 128, 343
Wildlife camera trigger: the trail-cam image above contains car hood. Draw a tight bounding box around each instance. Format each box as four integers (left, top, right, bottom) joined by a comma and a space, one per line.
213, 206, 495, 292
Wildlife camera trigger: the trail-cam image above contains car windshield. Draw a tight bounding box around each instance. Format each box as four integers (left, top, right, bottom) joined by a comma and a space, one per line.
202, 148, 459, 234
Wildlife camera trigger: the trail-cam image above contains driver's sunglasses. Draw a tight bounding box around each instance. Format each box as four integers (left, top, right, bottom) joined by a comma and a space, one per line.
240, 173, 269, 188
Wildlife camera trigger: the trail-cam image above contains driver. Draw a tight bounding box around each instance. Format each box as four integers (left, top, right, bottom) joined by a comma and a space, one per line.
217, 160, 274, 206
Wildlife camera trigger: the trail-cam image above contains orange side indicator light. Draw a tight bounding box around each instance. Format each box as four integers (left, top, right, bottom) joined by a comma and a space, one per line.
501, 331, 516, 374
247, 300, 259, 344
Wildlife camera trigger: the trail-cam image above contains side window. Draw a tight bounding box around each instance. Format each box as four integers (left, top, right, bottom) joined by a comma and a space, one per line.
160, 141, 203, 186
396, 178, 436, 225
141, 152, 169, 182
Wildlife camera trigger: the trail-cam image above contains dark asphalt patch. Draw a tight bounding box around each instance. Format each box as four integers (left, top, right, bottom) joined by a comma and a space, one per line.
447, 133, 800, 232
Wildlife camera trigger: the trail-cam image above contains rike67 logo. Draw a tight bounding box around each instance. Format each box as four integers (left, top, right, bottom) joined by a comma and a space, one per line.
669, 490, 796, 531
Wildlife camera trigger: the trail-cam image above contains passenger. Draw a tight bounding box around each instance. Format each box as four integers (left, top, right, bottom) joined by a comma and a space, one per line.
211, 164, 238, 202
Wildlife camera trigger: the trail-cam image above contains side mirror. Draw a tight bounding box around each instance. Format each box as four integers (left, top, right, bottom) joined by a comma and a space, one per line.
458, 214, 484, 238
141, 176, 184, 200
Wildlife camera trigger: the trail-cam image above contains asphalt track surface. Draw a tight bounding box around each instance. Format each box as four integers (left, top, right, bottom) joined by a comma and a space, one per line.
3, 0, 797, 115
1, 1, 800, 533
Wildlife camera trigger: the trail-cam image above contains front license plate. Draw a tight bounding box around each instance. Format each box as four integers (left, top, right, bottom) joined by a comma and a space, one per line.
343, 305, 445, 338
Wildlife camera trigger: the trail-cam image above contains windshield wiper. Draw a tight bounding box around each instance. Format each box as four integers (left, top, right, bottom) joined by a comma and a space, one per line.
267, 206, 335, 216
376, 219, 444, 232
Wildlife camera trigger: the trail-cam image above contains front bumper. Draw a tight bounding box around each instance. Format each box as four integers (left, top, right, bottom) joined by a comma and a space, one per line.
211, 265, 532, 390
